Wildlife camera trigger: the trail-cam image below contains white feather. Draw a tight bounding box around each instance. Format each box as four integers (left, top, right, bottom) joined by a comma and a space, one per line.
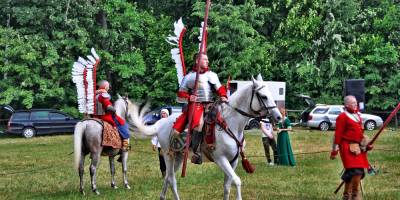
78, 57, 88, 66
198, 22, 204, 51
167, 17, 186, 85
91, 48, 100, 61
86, 55, 96, 65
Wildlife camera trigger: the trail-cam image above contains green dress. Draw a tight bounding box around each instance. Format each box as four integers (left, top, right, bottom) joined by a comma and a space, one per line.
277, 117, 296, 166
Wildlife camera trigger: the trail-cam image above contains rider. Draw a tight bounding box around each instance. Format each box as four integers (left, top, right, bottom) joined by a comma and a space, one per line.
93, 80, 130, 151
172, 52, 228, 164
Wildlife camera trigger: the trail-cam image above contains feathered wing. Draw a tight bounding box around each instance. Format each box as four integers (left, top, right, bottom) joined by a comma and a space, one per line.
71, 48, 101, 114
166, 17, 187, 85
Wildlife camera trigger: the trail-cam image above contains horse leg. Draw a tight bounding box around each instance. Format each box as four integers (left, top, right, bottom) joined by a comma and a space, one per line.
79, 154, 85, 195
109, 156, 118, 189
215, 158, 242, 200
89, 152, 101, 195
223, 174, 233, 200
160, 153, 181, 200
120, 151, 131, 189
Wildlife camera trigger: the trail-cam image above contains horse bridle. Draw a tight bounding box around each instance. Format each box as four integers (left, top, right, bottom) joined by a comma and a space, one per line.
228, 84, 276, 120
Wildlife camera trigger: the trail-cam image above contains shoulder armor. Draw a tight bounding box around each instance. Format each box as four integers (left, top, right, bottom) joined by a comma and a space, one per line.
101, 92, 111, 99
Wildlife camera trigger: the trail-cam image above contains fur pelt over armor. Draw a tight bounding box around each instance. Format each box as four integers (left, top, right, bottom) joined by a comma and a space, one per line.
71, 48, 100, 114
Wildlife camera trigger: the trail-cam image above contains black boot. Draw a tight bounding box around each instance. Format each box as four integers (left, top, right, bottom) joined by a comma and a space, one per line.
191, 131, 203, 165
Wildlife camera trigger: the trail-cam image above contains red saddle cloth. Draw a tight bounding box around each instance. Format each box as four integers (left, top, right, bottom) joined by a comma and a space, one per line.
102, 121, 122, 149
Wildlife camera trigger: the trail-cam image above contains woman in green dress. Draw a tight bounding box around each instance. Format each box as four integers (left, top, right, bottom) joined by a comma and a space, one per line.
276, 108, 296, 166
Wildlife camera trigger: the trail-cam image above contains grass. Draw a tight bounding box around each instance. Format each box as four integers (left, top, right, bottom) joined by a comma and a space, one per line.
0, 128, 399, 200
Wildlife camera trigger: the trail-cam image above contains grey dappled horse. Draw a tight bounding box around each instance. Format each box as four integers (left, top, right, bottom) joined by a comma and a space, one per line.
73, 96, 132, 195
130, 75, 282, 200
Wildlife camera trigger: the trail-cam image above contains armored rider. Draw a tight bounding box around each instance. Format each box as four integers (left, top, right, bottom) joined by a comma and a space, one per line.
172, 52, 228, 164
93, 80, 130, 151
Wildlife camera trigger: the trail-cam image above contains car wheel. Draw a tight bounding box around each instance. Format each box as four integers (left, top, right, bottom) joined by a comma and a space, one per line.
249, 120, 260, 129
365, 120, 376, 131
22, 127, 36, 138
319, 122, 330, 131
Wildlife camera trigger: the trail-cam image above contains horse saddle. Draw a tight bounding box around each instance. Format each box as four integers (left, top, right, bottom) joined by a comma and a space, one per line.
85, 118, 122, 149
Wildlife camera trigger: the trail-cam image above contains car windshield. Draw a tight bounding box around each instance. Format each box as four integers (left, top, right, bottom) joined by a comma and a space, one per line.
313, 107, 329, 114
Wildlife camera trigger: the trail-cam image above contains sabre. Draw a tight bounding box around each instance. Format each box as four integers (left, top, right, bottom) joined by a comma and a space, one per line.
181, 0, 211, 178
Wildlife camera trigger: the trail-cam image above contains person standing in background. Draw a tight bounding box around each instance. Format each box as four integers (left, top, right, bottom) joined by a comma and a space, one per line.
276, 108, 296, 166
151, 108, 170, 178
260, 118, 278, 166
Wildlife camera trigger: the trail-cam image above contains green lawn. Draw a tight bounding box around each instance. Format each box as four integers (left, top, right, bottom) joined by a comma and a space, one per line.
0, 128, 399, 200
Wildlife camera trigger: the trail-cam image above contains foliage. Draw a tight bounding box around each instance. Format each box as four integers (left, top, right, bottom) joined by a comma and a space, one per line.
0, 0, 399, 115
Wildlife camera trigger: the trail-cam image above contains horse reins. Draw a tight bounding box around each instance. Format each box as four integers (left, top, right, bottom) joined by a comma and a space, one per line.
225, 85, 276, 121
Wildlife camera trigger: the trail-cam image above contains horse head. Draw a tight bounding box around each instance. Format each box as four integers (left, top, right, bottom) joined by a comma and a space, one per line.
248, 74, 282, 122
114, 94, 132, 121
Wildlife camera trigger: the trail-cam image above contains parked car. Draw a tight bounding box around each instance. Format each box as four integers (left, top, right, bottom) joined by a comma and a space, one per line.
143, 106, 182, 125
306, 105, 383, 131
6, 109, 80, 138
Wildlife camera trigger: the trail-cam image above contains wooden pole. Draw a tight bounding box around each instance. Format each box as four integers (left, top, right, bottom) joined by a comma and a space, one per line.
181, 0, 211, 178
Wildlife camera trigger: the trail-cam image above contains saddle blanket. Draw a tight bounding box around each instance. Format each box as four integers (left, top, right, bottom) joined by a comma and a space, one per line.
102, 122, 122, 149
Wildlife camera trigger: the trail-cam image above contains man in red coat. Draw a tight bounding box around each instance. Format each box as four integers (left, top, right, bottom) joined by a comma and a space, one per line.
330, 95, 373, 200
172, 53, 227, 164
93, 80, 130, 151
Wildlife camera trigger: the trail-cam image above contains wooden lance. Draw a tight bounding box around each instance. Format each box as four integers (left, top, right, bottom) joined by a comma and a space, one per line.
181, 0, 211, 178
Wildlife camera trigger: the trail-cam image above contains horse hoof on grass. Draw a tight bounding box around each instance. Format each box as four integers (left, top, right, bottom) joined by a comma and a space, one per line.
125, 184, 131, 189
111, 183, 118, 189
93, 190, 100, 195
80, 190, 85, 195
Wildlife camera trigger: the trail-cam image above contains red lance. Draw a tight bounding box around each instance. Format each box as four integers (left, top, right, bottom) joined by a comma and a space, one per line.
334, 102, 400, 194
181, 0, 211, 178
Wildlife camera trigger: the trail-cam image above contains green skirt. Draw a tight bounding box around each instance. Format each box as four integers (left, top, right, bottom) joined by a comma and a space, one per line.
277, 131, 296, 166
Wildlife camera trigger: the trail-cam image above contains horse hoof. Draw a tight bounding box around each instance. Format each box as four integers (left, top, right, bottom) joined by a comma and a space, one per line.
125, 184, 131, 190
80, 190, 85, 195
93, 190, 100, 195
111, 183, 118, 189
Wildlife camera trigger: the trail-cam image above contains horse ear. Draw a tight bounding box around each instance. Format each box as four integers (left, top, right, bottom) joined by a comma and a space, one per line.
256, 74, 263, 82
251, 76, 259, 88
117, 93, 122, 99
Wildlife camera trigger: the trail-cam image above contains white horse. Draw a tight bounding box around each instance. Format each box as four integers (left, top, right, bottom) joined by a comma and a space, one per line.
73, 96, 132, 195
129, 75, 282, 200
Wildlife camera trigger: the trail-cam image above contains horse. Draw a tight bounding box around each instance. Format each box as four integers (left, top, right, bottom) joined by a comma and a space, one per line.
129, 75, 282, 200
73, 95, 132, 195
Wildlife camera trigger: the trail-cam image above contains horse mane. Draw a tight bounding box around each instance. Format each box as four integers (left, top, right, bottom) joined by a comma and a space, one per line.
222, 82, 253, 118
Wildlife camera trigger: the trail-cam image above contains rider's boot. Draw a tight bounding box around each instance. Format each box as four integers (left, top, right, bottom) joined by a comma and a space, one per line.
191, 130, 203, 165
117, 139, 130, 162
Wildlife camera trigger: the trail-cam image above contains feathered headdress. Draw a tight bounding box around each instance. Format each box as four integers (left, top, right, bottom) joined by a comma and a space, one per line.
71, 48, 100, 114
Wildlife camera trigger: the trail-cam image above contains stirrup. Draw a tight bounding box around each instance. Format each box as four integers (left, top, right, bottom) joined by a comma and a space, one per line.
191, 154, 202, 165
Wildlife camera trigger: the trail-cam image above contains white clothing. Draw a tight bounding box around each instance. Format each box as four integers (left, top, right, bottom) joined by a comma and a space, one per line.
260, 121, 273, 138
151, 136, 161, 148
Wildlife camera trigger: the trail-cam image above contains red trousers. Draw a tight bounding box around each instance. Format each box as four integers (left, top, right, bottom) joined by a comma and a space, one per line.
172, 103, 205, 133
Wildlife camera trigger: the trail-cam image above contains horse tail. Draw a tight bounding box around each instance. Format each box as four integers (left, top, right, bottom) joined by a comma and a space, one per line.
73, 121, 86, 170
129, 102, 159, 136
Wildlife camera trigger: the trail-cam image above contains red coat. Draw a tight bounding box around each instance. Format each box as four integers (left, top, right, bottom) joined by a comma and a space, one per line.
334, 112, 369, 169
93, 92, 125, 127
